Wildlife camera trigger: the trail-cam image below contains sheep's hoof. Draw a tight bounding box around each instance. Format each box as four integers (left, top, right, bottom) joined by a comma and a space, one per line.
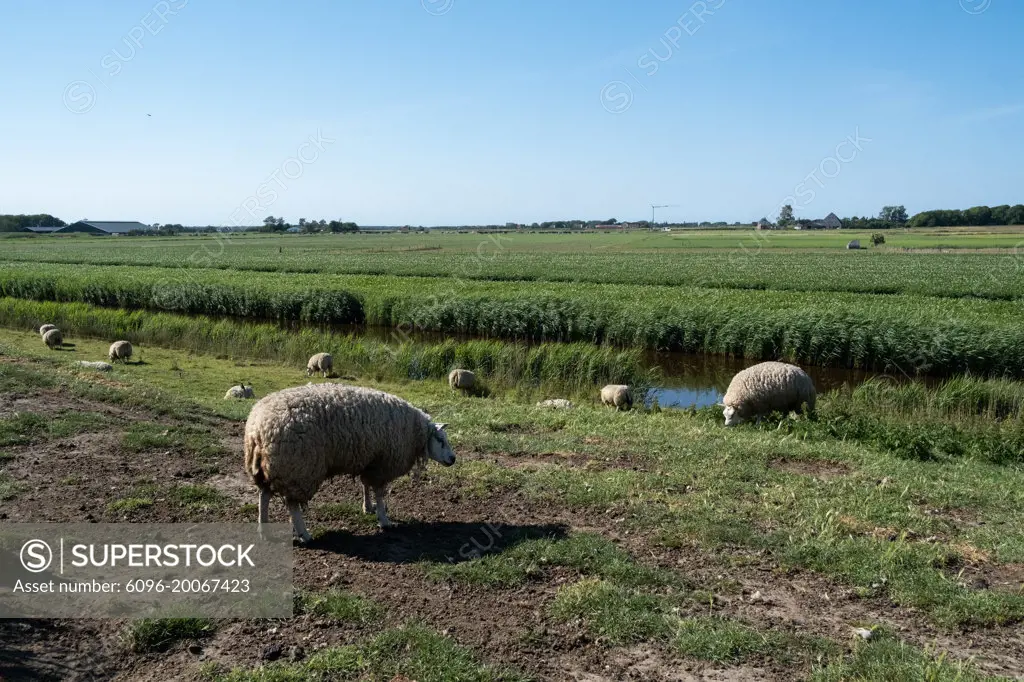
362, 504, 374, 514
294, 533, 313, 546
378, 520, 393, 530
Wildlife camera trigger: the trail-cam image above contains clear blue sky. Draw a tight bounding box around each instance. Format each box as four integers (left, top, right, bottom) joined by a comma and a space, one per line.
1, 0, 1021, 226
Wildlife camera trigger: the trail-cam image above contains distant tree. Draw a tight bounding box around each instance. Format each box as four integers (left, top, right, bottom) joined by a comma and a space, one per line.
777, 204, 794, 227
871, 233, 886, 246
879, 205, 908, 224
0, 213, 67, 232
963, 205, 993, 226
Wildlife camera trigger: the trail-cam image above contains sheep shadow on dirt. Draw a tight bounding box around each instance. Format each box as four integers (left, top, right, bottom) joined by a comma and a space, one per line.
313, 521, 569, 565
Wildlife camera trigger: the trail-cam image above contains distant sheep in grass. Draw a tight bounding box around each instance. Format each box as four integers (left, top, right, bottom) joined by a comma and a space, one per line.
600, 384, 632, 411
306, 352, 333, 378
42, 329, 63, 350
244, 383, 456, 542
225, 384, 255, 399
76, 361, 113, 372
537, 398, 574, 409
448, 369, 476, 392
722, 361, 816, 426
39, 324, 58, 337
108, 340, 133, 363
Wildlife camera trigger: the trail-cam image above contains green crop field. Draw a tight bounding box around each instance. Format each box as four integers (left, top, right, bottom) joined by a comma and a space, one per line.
3, 228, 1024, 299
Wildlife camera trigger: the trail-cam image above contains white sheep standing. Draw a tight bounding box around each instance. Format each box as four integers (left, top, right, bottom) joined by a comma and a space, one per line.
537, 398, 574, 409
448, 368, 476, 392
600, 384, 632, 411
39, 324, 58, 337
225, 384, 255, 399
108, 340, 133, 363
76, 361, 113, 372
721, 361, 817, 426
42, 328, 63, 350
244, 383, 456, 542
306, 352, 333, 378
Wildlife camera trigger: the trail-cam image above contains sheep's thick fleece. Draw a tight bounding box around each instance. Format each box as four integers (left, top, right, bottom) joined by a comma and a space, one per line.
245, 383, 440, 504
42, 329, 63, 349
448, 369, 475, 390
722, 361, 816, 425
600, 384, 632, 410
109, 340, 133, 362
225, 385, 255, 399
306, 352, 332, 377
39, 324, 58, 337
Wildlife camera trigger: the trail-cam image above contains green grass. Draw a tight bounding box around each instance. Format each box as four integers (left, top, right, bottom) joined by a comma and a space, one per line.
207, 624, 529, 682
298, 590, 381, 624
121, 422, 226, 459
0, 471, 22, 500
0, 410, 109, 447
106, 496, 154, 513
810, 630, 1008, 681
423, 532, 677, 588
124, 617, 216, 653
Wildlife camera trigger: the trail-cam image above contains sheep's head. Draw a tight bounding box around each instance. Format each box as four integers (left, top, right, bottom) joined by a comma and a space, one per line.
427, 423, 456, 466
722, 406, 744, 426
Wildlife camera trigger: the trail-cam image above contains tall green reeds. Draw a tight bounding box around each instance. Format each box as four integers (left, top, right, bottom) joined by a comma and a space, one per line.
0, 298, 646, 391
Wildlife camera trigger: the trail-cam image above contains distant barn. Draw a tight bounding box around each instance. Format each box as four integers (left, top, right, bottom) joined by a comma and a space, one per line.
806, 212, 843, 229
58, 220, 153, 235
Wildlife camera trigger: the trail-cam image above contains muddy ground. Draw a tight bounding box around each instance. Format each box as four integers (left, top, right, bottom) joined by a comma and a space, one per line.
1, 369, 1023, 681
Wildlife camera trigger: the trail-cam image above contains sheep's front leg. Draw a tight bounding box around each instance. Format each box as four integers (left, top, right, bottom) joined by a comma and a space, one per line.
362, 483, 374, 513
373, 486, 391, 528
287, 499, 312, 544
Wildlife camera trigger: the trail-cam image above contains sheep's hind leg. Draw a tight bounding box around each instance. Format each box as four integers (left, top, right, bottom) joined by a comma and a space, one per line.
362, 483, 374, 513
287, 499, 313, 544
257, 487, 271, 540
373, 486, 391, 528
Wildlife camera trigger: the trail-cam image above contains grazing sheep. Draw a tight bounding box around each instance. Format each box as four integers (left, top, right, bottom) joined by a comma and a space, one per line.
537, 398, 574, 409
225, 384, 255, 399
722, 361, 816, 427
600, 384, 632, 411
244, 383, 456, 542
306, 352, 333, 378
42, 328, 63, 350
39, 324, 58, 337
76, 361, 113, 372
448, 369, 476, 392
108, 340, 133, 363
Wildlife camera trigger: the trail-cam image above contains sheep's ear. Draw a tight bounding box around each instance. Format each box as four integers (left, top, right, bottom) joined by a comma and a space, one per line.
434, 422, 448, 431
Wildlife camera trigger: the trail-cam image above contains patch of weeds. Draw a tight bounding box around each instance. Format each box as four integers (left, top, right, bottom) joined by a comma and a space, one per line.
810, 630, 1000, 681
673, 616, 832, 664
781, 533, 1024, 628
424, 532, 676, 589
209, 623, 528, 682
47, 411, 110, 438
124, 617, 215, 653
550, 578, 674, 644
107, 497, 154, 514
299, 590, 380, 624
168, 484, 227, 509
122, 422, 225, 458
60, 473, 84, 485
0, 412, 48, 446
0, 471, 23, 501
314, 502, 379, 531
